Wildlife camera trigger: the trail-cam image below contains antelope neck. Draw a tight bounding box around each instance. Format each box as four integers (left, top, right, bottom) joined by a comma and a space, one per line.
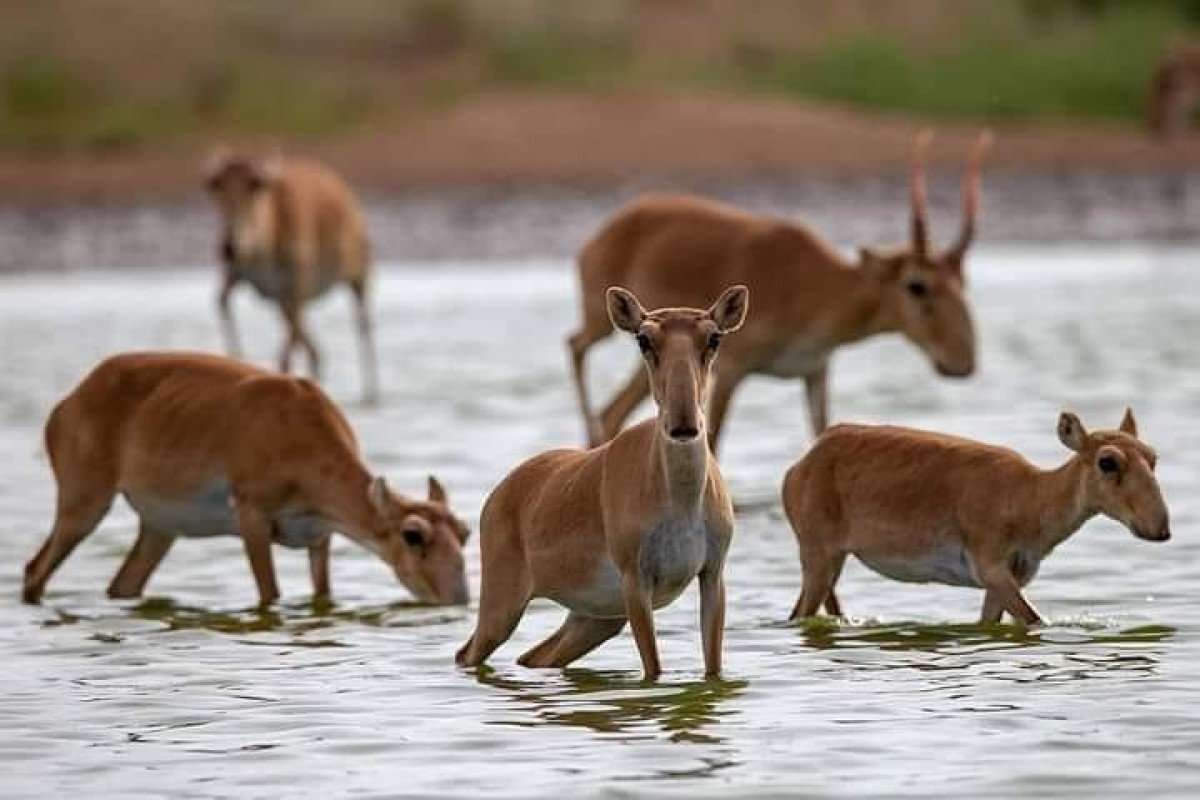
1033, 457, 1096, 551
654, 428, 709, 516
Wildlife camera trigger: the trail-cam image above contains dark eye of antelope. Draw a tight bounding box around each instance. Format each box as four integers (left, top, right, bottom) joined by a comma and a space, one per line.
402, 527, 426, 547
636, 332, 653, 354
1098, 455, 1119, 475
706, 332, 722, 353
906, 280, 928, 299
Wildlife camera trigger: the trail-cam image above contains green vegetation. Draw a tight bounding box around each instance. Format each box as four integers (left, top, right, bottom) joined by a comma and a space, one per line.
722, 4, 1183, 121
0, 0, 1195, 154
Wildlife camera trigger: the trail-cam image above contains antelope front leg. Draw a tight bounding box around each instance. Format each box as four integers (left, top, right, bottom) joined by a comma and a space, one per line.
621, 572, 661, 681
979, 567, 1043, 626
217, 271, 242, 358
350, 280, 379, 405
278, 301, 322, 380
235, 501, 280, 607
803, 364, 829, 436
698, 566, 726, 678
309, 535, 331, 600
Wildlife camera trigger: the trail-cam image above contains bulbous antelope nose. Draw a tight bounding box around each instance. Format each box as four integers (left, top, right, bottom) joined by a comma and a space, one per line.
669, 425, 700, 442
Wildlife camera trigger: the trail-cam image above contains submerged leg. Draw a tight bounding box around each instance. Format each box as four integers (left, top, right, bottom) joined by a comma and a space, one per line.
567, 328, 607, 446
309, 535, 332, 600
350, 280, 379, 405
804, 364, 830, 437
107, 523, 176, 598
24, 485, 116, 603
519, 612, 626, 668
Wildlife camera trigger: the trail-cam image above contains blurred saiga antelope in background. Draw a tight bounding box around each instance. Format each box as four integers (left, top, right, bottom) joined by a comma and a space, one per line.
1148, 47, 1200, 137
569, 131, 990, 452
205, 149, 379, 403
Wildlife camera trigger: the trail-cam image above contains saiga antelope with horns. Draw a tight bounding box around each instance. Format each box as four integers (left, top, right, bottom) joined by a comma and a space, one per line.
782, 409, 1170, 625
23, 352, 469, 607
457, 286, 749, 680
568, 132, 989, 451
205, 149, 379, 404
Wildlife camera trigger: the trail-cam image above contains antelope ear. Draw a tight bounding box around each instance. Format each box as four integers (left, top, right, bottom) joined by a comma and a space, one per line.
427, 475, 448, 505
1057, 411, 1088, 453
258, 145, 284, 184
203, 145, 232, 183
607, 286, 647, 333
369, 476, 390, 514
708, 285, 749, 333
1119, 406, 1139, 438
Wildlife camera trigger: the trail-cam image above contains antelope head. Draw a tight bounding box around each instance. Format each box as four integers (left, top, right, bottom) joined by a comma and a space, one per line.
203, 147, 283, 250
1058, 408, 1170, 543
607, 285, 749, 446
368, 475, 471, 604
860, 131, 990, 378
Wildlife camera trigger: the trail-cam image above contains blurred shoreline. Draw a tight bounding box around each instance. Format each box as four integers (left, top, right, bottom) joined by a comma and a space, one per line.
1, 166, 1196, 273
2, 94, 1200, 272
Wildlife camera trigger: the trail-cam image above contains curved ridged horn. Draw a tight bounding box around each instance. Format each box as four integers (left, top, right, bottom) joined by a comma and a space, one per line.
910, 130, 932, 260
948, 130, 992, 262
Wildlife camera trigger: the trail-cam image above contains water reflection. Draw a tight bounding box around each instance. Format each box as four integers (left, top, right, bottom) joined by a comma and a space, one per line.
788, 617, 1173, 683
476, 666, 747, 745
37, 595, 466, 641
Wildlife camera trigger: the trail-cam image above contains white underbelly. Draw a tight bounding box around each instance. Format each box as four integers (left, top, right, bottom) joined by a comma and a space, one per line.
547, 518, 710, 617
856, 544, 981, 588
123, 481, 332, 549
236, 263, 338, 302
761, 342, 827, 378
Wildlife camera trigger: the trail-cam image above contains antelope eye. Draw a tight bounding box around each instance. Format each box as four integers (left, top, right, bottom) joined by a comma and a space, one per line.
636, 333, 653, 353
402, 528, 425, 547
707, 332, 722, 350
906, 280, 928, 298
1098, 455, 1119, 475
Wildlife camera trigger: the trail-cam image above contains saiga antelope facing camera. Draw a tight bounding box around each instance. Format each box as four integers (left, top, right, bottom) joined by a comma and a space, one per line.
23, 352, 469, 607
569, 131, 988, 452
782, 409, 1169, 625
205, 149, 379, 404
457, 286, 749, 681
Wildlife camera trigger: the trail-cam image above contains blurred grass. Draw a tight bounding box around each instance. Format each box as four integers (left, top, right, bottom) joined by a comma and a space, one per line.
0, 0, 1195, 154
719, 4, 1185, 120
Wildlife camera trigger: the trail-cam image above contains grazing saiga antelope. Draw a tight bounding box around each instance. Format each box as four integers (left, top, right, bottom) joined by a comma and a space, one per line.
1148, 47, 1200, 137
22, 352, 469, 607
782, 409, 1170, 625
205, 149, 379, 403
568, 132, 988, 451
457, 286, 749, 680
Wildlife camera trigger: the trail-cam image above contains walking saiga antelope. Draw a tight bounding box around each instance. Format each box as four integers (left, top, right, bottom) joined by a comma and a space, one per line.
568, 132, 988, 451
1148, 47, 1200, 137
782, 409, 1169, 625
205, 149, 379, 403
23, 352, 468, 607
457, 286, 749, 680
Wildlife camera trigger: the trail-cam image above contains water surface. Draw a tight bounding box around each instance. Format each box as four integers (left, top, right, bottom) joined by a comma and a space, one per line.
1, 247, 1197, 797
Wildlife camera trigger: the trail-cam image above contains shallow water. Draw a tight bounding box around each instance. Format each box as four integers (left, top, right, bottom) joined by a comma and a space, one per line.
1, 247, 1198, 798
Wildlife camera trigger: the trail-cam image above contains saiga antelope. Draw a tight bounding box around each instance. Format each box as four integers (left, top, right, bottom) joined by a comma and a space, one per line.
457, 286, 749, 680
22, 352, 469, 607
782, 409, 1170, 625
205, 149, 379, 403
1148, 47, 1200, 137
568, 132, 988, 451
